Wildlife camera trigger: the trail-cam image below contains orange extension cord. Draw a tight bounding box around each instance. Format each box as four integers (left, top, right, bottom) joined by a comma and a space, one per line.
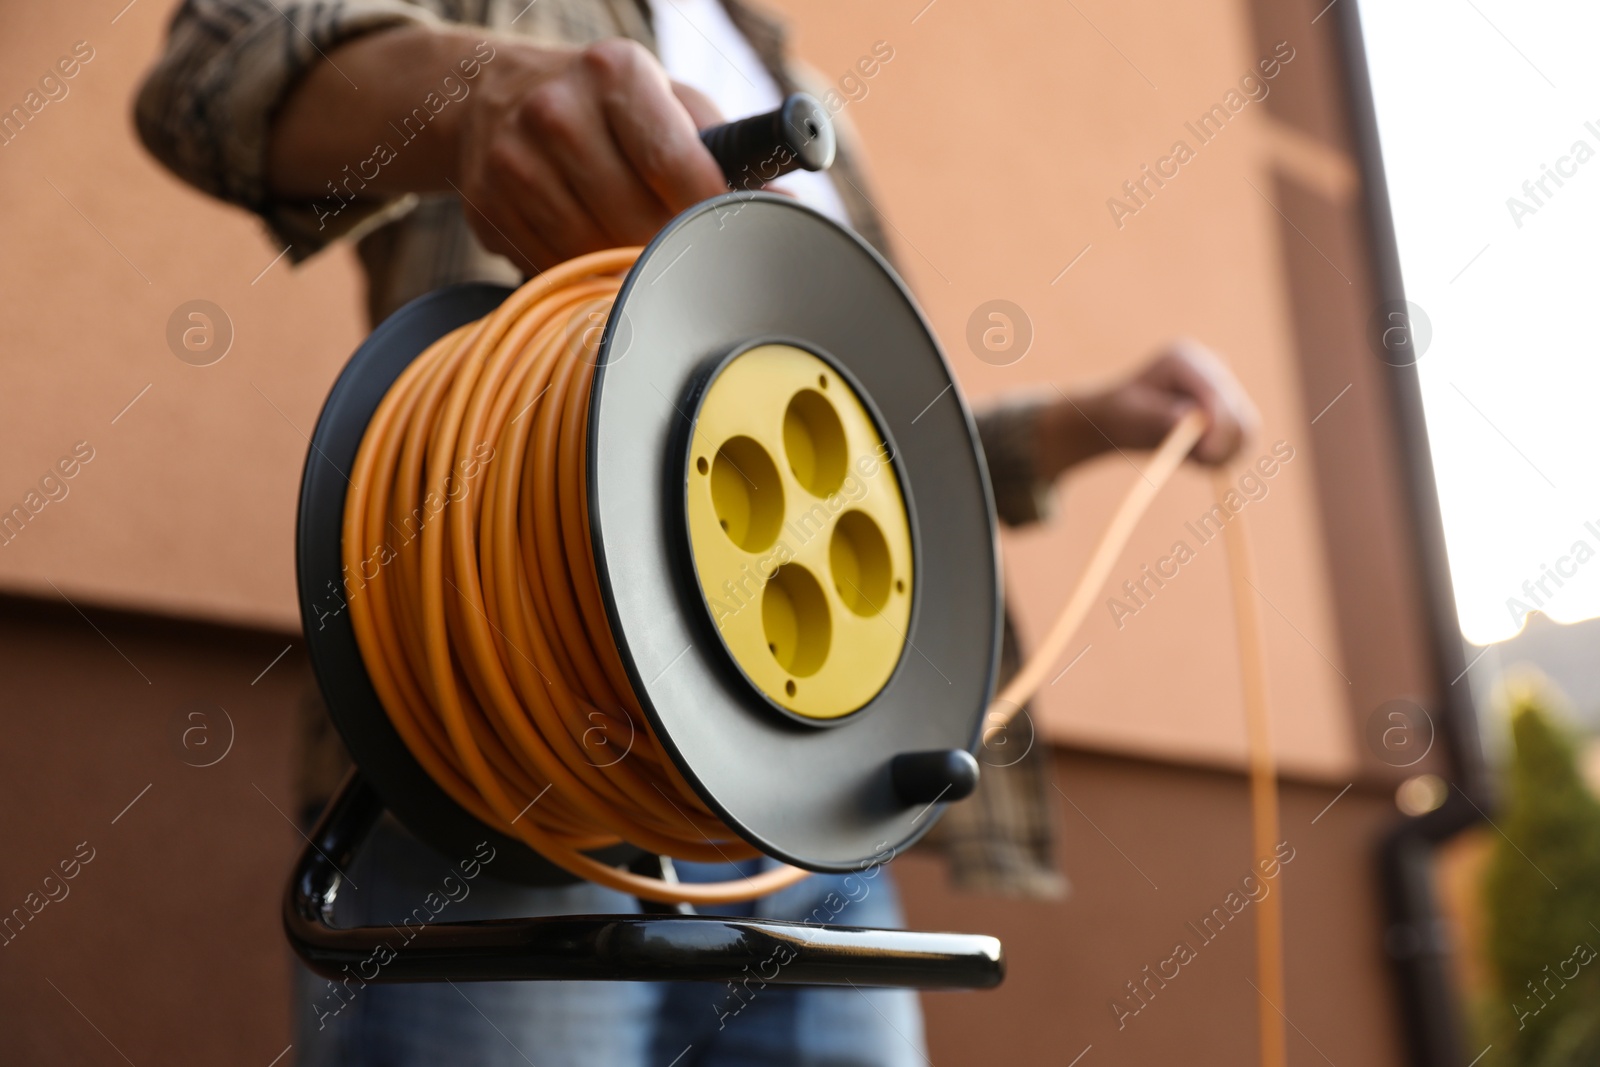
982, 415, 1285, 1066
982, 414, 1285, 1067
342, 245, 1285, 1060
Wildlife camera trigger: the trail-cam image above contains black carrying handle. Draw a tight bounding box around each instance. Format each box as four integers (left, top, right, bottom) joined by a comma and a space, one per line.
285, 771, 1004, 988
699, 93, 836, 190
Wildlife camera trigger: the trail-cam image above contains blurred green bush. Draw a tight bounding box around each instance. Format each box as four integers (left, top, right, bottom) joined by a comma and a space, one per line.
1481, 693, 1600, 1066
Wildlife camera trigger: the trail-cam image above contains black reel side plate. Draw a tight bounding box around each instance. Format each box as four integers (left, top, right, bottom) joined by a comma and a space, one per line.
589, 195, 1000, 872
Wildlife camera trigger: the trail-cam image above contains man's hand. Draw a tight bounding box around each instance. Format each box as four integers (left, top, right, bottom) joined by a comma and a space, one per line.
1039, 340, 1260, 478
455, 38, 726, 270
268, 30, 728, 272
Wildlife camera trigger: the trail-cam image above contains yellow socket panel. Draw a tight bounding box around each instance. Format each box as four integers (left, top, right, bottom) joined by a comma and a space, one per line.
684, 344, 913, 720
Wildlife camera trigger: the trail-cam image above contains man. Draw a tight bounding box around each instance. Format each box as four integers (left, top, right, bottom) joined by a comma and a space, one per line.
137, 2, 1257, 1064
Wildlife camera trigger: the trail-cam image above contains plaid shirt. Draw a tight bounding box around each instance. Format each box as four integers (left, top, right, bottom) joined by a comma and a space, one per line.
137, 0, 1065, 899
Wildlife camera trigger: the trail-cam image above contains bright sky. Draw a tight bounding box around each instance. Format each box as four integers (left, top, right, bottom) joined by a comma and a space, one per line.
1358, 0, 1600, 646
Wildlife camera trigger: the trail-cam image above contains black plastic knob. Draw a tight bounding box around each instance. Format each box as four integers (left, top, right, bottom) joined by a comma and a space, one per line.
699, 93, 836, 190
891, 749, 980, 806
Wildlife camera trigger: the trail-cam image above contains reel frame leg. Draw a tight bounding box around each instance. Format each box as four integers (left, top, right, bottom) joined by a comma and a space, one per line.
284, 772, 1004, 989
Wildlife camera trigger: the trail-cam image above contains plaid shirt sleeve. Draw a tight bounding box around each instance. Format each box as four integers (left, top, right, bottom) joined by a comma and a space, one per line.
974, 391, 1060, 528
134, 0, 442, 261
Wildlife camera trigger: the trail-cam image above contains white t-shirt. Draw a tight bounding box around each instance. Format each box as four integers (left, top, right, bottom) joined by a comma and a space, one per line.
647, 0, 851, 225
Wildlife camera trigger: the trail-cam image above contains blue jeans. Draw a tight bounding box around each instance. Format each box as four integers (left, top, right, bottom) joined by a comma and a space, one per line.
296, 817, 926, 1067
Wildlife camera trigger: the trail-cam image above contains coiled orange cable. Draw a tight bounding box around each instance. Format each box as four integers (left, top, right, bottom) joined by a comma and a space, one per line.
345, 248, 807, 905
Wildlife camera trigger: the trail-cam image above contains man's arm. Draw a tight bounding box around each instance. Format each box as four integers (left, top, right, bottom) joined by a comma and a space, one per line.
266, 28, 726, 272
979, 342, 1259, 527
136, 4, 726, 271
262, 25, 484, 202
1036, 340, 1258, 475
